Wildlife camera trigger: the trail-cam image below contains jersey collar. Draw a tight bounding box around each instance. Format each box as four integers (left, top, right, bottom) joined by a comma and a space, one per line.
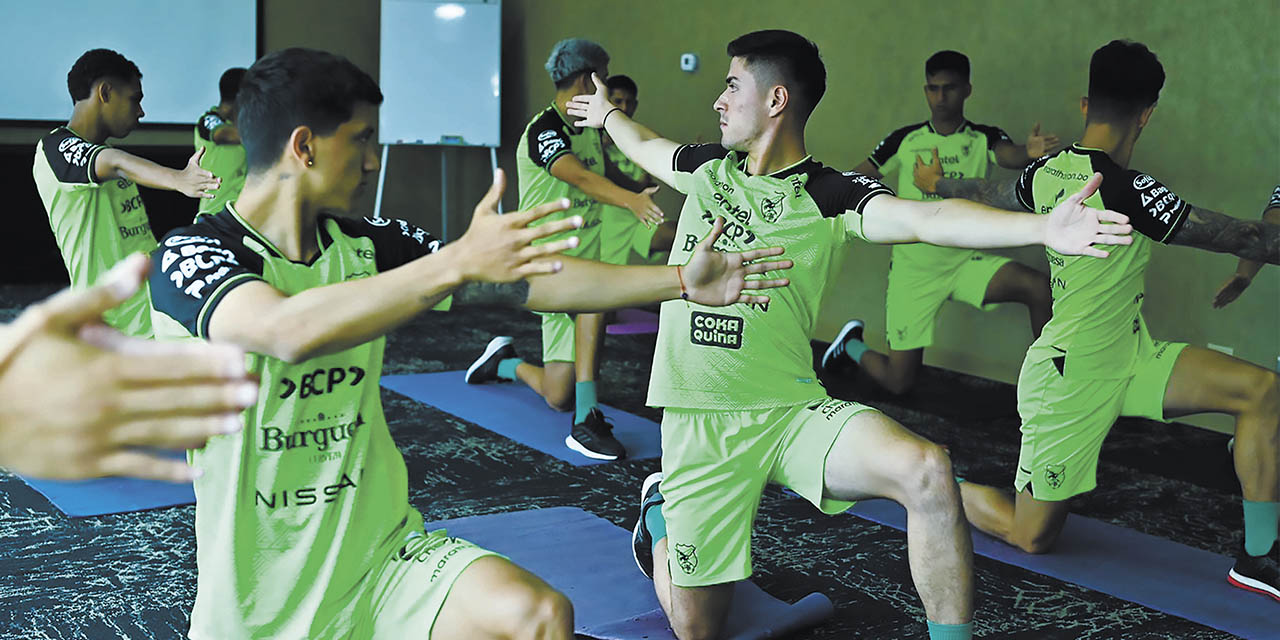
730, 151, 814, 179
925, 119, 971, 136
551, 102, 584, 134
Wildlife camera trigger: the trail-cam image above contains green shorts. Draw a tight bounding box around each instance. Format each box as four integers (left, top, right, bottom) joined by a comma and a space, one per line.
885, 247, 1010, 351
600, 204, 656, 266
536, 206, 603, 363
366, 528, 503, 637
1014, 330, 1188, 501
660, 398, 875, 587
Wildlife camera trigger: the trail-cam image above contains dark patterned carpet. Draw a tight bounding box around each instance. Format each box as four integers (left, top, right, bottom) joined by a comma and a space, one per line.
0, 284, 1253, 639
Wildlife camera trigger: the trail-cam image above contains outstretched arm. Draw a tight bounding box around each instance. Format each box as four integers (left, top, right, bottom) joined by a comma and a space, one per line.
915, 148, 1023, 211
1212, 203, 1280, 307
567, 73, 682, 188
549, 153, 664, 226
95, 147, 220, 199
992, 123, 1060, 170
862, 173, 1132, 257
1174, 204, 1279, 265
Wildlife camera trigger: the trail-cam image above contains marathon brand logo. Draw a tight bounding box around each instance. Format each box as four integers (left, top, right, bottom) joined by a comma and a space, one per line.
254, 472, 357, 510
160, 235, 240, 300
118, 221, 150, 239
805, 398, 856, 421
707, 168, 735, 194
690, 311, 743, 349
1042, 166, 1091, 182
759, 190, 787, 223
394, 534, 473, 582
260, 413, 365, 452
278, 366, 366, 400
536, 129, 567, 164
57, 135, 97, 168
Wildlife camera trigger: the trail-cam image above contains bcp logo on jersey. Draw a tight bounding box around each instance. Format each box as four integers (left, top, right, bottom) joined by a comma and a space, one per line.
1133, 174, 1155, 190
690, 311, 743, 349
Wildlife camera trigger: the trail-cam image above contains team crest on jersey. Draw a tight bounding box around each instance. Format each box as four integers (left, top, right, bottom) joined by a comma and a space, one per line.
1044, 464, 1067, 489
674, 543, 698, 574
759, 190, 787, 223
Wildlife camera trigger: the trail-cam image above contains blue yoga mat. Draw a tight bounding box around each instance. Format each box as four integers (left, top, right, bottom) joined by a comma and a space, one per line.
430, 507, 833, 639
17, 450, 194, 517
382, 371, 661, 466
848, 498, 1274, 640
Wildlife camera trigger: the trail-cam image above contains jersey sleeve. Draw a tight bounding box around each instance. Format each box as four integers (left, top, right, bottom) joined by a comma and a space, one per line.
1014, 154, 1052, 213
150, 230, 266, 339
525, 111, 573, 172
1097, 169, 1190, 243
970, 123, 1014, 163
329, 215, 445, 272
196, 112, 230, 142
805, 168, 895, 241
670, 143, 730, 194
868, 124, 918, 172
1268, 185, 1280, 211
39, 128, 107, 186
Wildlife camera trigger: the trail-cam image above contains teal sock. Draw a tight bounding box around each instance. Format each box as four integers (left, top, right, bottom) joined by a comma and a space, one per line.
645, 501, 667, 552
574, 381, 598, 423
1242, 499, 1279, 556
496, 358, 522, 381
955, 476, 966, 484
927, 620, 973, 640
844, 337, 869, 364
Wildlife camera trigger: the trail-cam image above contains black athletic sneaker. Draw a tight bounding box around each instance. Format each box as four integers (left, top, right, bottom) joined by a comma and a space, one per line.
465, 336, 516, 384
632, 472, 665, 579
1227, 540, 1280, 603
821, 319, 865, 372
564, 408, 626, 460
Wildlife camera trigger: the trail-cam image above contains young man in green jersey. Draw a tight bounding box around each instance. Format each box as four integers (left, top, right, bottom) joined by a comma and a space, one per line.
466, 39, 669, 462
33, 48, 220, 338
600, 74, 676, 266
148, 47, 791, 640
822, 50, 1060, 395
194, 67, 248, 218
568, 30, 1134, 640
917, 40, 1280, 602
1211, 185, 1280, 308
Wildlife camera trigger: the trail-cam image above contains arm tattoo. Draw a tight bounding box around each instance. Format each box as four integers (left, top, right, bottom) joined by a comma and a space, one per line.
1171, 205, 1280, 264
935, 177, 1023, 211
449, 280, 531, 309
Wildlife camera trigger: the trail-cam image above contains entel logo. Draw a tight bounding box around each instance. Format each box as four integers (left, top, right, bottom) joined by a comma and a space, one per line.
1133, 174, 1155, 190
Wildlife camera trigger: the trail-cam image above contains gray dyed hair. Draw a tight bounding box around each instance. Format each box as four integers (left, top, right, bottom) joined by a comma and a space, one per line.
545, 38, 609, 85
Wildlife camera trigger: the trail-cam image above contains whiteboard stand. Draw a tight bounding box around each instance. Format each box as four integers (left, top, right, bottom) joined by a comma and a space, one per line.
371, 143, 501, 240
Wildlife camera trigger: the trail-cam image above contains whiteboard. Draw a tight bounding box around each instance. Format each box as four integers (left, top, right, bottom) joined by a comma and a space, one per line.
379, 0, 501, 147
0, 0, 256, 124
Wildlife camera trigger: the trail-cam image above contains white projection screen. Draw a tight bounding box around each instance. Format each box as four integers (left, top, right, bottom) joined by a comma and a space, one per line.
0, 0, 257, 125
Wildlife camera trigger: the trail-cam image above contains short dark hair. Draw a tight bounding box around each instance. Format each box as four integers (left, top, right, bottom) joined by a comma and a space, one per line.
726, 30, 826, 119
237, 48, 383, 174
67, 49, 141, 102
219, 67, 247, 104
925, 50, 970, 81
1087, 40, 1165, 124
605, 74, 637, 96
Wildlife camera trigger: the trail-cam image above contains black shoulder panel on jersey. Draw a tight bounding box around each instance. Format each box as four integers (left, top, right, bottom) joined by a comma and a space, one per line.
803, 162, 896, 218
525, 108, 572, 170
1268, 184, 1280, 211
869, 122, 926, 169
149, 211, 267, 338
672, 143, 730, 174
324, 214, 444, 273
196, 110, 224, 141
967, 122, 1013, 148
40, 127, 104, 184
1090, 152, 1189, 243
1015, 152, 1056, 212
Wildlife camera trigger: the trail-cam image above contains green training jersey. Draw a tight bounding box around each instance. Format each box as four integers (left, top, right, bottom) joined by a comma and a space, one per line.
868, 120, 1013, 272
194, 107, 247, 217
150, 206, 444, 639
1015, 144, 1189, 378
516, 104, 605, 238
647, 145, 894, 410
32, 126, 156, 338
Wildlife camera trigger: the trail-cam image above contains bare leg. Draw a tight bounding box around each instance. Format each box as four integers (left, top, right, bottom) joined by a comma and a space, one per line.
651, 536, 735, 640
958, 483, 1071, 554
431, 556, 573, 640
982, 262, 1052, 339
575, 313, 605, 384
860, 347, 925, 395
823, 410, 972, 624
515, 361, 574, 413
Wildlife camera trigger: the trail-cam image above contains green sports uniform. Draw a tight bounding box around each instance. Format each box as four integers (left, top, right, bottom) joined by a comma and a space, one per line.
517, 104, 606, 363
868, 121, 1015, 350
1011, 144, 1191, 501
649, 144, 893, 587
150, 206, 499, 639
194, 107, 247, 217
32, 126, 156, 338
600, 143, 659, 265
